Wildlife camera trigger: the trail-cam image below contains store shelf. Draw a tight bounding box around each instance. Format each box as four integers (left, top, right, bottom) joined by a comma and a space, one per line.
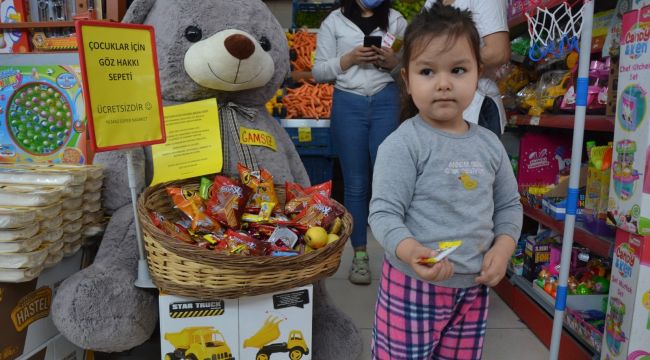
508, 273, 602, 355
508, 114, 615, 132
0, 21, 75, 29
522, 203, 615, 258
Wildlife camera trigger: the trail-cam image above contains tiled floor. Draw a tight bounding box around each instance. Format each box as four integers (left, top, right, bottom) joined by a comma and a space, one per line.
327, 230, 551, 360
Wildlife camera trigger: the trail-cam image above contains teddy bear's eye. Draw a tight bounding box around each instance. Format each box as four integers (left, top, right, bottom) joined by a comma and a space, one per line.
184, 26, 203, 43
259, 36, 272, 51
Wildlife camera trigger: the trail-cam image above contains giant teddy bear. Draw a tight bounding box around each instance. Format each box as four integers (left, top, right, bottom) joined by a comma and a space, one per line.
51, 1, 362, 358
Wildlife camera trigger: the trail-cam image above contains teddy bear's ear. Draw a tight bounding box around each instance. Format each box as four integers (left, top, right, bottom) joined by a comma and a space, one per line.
122, 0, 156, 24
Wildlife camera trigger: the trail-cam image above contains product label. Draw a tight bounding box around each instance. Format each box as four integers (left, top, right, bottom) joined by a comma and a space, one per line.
239, 127, 277, 151
169, 300, 226, 318
615, 243, 636, 279
10, 287, 52, 332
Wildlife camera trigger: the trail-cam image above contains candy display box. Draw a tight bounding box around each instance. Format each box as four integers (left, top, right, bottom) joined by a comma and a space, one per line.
600, 229, 650, 360
0, 65, 88, 164
159, 285, 313, 360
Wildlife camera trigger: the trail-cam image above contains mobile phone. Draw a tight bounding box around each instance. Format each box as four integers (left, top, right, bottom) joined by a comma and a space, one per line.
363, 35, 382, 48
417, 241, 462, 265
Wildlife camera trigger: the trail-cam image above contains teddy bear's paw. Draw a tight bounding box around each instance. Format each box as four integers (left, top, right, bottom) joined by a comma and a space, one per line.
51, 264, 157, 352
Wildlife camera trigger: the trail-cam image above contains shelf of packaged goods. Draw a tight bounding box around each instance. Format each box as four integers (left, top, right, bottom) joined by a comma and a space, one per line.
508, 114, 615, 132
522, 203, 615, 258
507, 273, 601, 356
0, 21, 76, 29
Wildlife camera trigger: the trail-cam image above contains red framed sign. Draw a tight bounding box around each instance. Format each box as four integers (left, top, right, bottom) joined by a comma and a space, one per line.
76, 20, 165, 152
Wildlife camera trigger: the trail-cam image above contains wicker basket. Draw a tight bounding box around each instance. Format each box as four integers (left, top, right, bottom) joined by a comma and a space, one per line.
136, 179, 352, 299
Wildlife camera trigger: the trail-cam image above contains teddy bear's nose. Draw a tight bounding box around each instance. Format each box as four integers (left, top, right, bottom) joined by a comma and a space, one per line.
224, 34, 256, 60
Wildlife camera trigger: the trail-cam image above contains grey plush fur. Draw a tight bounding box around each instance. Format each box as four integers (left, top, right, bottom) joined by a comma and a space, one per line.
52, 0, 362, 358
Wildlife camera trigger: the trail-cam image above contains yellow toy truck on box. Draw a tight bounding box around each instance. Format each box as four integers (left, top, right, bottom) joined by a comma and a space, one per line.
164, 326, 235, 360
244, 316, 309, 360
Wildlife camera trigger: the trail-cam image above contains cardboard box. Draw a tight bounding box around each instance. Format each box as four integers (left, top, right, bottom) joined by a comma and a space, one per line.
0, 0, 30, 54
158, 285, 313, 360
518, 132, 572, 187
239, 286, 312, 360
523, 234, 554, 281
0, 252, 83, 360
600, 229, 650, 360
0, 65, 89, 164
606, 56, 620, 116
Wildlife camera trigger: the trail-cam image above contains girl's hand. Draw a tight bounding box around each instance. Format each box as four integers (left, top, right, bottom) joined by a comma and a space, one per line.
475, 235, 516, 287
396, 238, 455, 282
340, 46, 378, 71
372, 46, 400, 70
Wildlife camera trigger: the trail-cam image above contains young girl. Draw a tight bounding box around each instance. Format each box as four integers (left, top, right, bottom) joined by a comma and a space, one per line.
368, 3, 522, 359
313, 0, 407, 284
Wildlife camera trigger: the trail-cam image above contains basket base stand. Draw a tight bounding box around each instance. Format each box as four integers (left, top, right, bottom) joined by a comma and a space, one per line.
127, 149, 156, 289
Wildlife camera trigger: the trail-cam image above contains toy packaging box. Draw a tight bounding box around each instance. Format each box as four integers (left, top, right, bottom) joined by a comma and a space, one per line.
517, 132, 572, 187
607, 5, 650, 235
159, 285, 313, 360
600, 229, 650, 360
0, 0, 30, 54
0, 65, 89, 164
0, 252, 83, 360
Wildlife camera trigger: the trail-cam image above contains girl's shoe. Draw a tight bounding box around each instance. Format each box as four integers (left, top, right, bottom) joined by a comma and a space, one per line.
349, 252, 371, 285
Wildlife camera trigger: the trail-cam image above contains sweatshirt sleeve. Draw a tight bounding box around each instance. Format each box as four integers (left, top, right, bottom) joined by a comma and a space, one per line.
492, 146, 523, 243
368, 134, 417, 258
312, 16, 344, 83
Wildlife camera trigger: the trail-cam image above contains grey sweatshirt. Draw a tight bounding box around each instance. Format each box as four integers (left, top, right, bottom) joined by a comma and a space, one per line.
369, 116, 522, 288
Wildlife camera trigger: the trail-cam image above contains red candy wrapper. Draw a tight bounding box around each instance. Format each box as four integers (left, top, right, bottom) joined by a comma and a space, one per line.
206, 176, 249, 229
292, 193, 341, 229
238, 164, 279, 212
285, 180, 332, 215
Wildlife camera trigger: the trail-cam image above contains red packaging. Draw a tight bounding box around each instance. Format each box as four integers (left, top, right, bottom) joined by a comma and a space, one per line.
285, 180, 332, 215
292, 193, 341, 229
206, 176, 250, 229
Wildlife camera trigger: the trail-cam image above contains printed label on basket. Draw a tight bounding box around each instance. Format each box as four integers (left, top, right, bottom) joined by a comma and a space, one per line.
10, 287, 52, 332
168, 300, 226, 318
272, 289, 310, 309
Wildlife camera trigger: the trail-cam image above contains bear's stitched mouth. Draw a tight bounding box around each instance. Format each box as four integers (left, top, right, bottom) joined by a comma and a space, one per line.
208, 62, 263, 85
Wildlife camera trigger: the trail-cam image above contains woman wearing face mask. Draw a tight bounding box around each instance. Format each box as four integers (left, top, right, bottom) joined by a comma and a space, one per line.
313, 0, 407, 285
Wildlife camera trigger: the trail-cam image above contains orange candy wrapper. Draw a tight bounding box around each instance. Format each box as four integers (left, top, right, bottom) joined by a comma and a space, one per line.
238, 164, 279, 212
292, 192, 341, 229
285, 180, 332, 215
166, 187, 221, 233
206, 176, 250, 229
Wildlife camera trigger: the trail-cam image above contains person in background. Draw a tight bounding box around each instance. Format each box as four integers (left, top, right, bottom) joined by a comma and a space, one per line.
369, 4, 522, 359
312, 0, 407, 285
424, 0, 510, 137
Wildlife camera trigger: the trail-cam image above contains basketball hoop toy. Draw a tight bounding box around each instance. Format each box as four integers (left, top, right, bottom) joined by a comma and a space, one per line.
526, 1, 585, 62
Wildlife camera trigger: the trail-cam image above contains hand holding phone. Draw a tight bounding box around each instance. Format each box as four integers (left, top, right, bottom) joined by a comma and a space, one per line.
363, 35, 382, 48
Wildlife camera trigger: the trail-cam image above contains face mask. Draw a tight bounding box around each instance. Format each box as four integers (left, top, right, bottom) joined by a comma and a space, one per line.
360, 0, 384, 9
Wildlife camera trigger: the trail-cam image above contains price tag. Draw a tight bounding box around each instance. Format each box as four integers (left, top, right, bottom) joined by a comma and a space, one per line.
530, 116, 541, 125
298, 127, 312, 142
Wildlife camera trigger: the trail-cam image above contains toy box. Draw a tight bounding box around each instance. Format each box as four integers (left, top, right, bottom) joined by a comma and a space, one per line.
0, 0, 30, 53
607, 5, 650, 234
600, 229, 650, 360
159, 285, 313, 360
518, 132, 572, 187
523, 233, 555, 281
0, 252, 83, 360
0, 65, 88, 164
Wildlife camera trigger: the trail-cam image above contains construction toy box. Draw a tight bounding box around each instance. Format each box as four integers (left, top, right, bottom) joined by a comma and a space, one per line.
0, 0, 30, 53
0, 65, 89, 164
159, 285, 313, 360
0, 252, 83, 360
600, 229, 650, 360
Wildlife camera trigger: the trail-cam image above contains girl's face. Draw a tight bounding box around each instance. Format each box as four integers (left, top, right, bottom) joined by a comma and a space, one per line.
402, 34, 479, 132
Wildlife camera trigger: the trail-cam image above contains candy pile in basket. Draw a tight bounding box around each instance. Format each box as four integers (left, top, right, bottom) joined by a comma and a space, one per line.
0, 163, 105, 282
149, 164, 344, 257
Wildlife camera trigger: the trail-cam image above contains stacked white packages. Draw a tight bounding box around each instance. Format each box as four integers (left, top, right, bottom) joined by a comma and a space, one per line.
0, 164, 104, 282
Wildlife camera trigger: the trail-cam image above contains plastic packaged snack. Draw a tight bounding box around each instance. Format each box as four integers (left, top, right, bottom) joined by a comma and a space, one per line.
206, 176, 249, 229
167, 187, 220, 232
41, 214, 63, 230
84, 177, 104, 192
34, 202, 63, 219
0, 165, 86, 186
63, 218, 83, 234
0, 184, 64, 206
60, 184, 85, 198
0, 265, 44, 282
0, 243, 50, 268
62, 196, 83, 211
43, 164, 104, 180
44, 227, 64, 243
0, 207, 38, 229
83, 200, 102, 213
285, 180, 332, 215
62, 232, 82, 244
0, 224, 40, 241
238, 164, 279, 211
0, 235, 43, 254
83, 191, 102, 203
46, 235, 65, 254
62, 209, 84, 222
292, 193, 341, 229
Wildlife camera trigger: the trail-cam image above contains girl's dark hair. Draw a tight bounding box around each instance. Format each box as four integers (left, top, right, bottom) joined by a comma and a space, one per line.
340, 0, 391, 31
399, 1, 483, 121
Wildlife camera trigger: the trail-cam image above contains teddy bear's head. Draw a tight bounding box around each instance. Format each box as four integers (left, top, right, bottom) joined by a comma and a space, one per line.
123, 0, 289, 107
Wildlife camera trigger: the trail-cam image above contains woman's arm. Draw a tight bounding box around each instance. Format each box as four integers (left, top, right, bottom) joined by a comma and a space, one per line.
480, 31, 510, 72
